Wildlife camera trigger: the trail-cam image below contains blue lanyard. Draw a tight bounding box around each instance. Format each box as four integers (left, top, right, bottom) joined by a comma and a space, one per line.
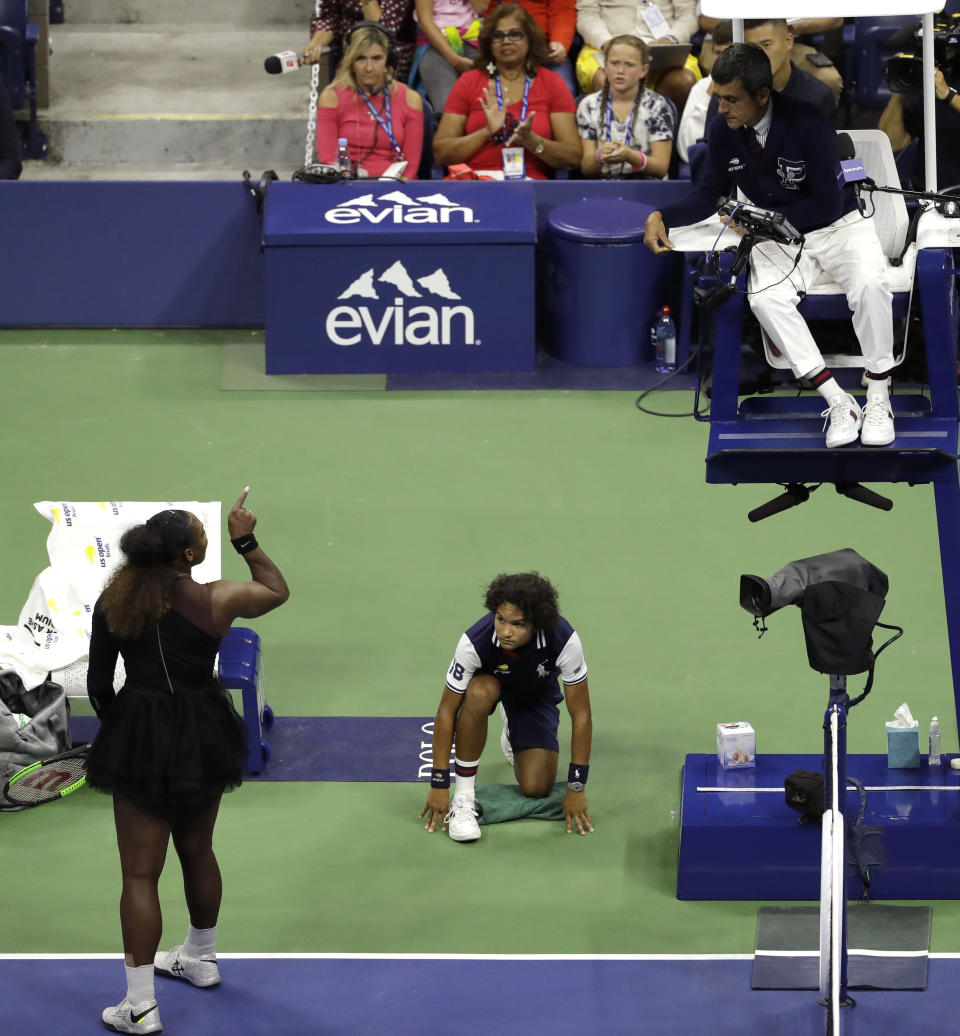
604, 98, 636, 148
359, 88, 404, 160
495, 74, 531, 123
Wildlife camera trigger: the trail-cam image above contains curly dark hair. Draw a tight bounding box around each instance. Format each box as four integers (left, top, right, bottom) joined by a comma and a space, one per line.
484, 572, 559, 632
98, 509, 199, 640
473, 5, 549, 75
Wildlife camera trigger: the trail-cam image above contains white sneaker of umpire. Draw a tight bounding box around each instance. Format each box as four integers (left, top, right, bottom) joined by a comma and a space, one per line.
498, 702, 514, 764
860, 396, 895, 447
154, 945, 221, 987
821, 393, 862, 448
445, 793, 481, 842
101, 998, 162, 1034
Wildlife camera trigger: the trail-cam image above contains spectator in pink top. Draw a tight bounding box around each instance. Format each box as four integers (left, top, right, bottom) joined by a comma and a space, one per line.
433, 5, 581, 179
316, 22, 425, 178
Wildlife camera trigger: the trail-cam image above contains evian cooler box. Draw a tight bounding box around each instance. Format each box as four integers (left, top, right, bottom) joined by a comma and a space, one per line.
262, 181, 537, 374
717, 722, 755, 769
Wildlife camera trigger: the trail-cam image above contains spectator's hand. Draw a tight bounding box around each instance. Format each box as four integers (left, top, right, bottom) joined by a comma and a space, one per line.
419, 789, 450, 832
481, 82, 507, 137
563, 789, 594, 835
935, 68, 950, 100
651, 35, 676, 46
547, 41, 567, 65
596, 141, 624, 164
644, 210, 674, 253
591, 68, 606, 91
227, 487, 257, 539
506, 113, 537, 149
455, 55, 474, 74
303, 29, 332, 64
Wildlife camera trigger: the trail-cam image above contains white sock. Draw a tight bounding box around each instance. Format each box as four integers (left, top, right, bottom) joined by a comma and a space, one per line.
814, 376, 845, 404
865, 374, 891, 402
125, 963, 156, 1007
454, 757, 480, 802
183, 923, 217, 958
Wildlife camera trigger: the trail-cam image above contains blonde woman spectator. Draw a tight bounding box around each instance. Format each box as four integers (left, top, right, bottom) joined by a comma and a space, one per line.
317, 23, 424, 178
578, 36, 673, 178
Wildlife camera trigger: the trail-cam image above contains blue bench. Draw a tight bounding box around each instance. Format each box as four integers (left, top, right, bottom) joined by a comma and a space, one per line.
218, 626, 274, 775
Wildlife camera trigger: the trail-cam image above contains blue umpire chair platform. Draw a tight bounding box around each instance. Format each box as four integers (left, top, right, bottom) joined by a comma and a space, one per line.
673, 201, 960, 899
218, 626, 274, 775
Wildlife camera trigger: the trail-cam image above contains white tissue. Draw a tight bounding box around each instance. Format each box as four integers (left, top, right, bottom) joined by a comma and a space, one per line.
893, 703, 916, 727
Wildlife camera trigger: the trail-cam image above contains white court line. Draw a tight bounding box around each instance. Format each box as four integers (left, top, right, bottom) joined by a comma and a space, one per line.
756, 949, 929, 958
696, 786, 959, 793
4, 951, 954, 960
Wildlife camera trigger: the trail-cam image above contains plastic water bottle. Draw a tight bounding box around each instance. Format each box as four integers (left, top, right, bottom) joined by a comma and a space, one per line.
652, 305, 677, 373
929, 716, 941, 766
336, 137, 351, 174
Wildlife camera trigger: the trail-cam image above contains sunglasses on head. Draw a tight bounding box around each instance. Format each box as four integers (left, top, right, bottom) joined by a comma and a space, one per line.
491, 28, 525, 42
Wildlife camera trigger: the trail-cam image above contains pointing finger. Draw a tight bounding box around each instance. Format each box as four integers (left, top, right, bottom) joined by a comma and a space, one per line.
233, 486, 250, 510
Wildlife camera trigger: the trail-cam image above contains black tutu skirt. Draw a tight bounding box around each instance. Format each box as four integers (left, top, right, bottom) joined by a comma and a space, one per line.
85, 680, 248, 813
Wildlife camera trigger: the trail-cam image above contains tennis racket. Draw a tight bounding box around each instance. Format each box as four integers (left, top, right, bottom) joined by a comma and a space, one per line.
3, 744, 90, 807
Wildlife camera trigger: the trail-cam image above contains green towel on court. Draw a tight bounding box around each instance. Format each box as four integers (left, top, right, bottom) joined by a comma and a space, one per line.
474, 781, 567, 825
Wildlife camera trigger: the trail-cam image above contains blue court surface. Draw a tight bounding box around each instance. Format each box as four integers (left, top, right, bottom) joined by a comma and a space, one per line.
3, 955, 960, 1035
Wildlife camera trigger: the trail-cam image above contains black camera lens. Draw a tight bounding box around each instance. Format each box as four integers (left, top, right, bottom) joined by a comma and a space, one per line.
884, 53, 924, 93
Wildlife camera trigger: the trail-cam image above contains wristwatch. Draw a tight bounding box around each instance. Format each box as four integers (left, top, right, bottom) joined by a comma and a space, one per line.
941, 87, 958, 106
534, 138, 545, 155
568, 781, 585, 793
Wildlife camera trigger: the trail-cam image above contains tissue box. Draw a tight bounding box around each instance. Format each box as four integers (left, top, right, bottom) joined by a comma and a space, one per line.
886, 721, 921, 768
717, 722, 756, 769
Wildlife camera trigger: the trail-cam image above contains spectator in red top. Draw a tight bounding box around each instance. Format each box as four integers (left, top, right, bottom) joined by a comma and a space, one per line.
485, 0, 577, 94
433, 5, 581, 178
317, 23, 425, 178
305, 0, 417, 82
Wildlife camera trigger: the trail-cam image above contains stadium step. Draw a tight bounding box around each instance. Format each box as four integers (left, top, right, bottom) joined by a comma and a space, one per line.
24, 2, 324, 179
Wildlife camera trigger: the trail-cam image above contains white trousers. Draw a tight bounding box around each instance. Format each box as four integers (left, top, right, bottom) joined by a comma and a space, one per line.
747, 210, 896, 380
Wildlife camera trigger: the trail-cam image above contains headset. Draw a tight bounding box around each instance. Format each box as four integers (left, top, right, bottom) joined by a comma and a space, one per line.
343, 20, 398, 71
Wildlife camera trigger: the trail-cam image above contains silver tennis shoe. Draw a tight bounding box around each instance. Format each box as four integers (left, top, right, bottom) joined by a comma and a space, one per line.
101, 997, 162, 1034
154, 945, 221, 988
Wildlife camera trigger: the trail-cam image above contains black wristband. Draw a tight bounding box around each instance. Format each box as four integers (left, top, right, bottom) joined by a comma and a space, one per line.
943, 87, 959, 106
231, 533, 259, 555
568, 763, 589, 788
430, 769, 451, 789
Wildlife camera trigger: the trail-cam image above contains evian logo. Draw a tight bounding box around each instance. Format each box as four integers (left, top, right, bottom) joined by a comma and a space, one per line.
326, 260, 478, 347
324, 190, 475, 225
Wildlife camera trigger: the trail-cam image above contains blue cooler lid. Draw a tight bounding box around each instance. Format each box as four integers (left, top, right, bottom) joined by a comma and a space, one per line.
548, 199, 653, 244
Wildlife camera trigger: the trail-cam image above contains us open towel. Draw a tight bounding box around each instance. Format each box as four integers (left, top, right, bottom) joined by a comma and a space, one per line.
475, 781, 567, 825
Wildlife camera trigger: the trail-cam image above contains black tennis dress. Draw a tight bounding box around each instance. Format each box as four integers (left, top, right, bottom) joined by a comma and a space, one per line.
85, 578, 247, 813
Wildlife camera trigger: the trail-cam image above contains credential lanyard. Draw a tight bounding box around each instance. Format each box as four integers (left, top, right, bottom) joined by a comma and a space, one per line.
604, 98, 635, 148
359, 88, 404, 160
495, 74, 532, 123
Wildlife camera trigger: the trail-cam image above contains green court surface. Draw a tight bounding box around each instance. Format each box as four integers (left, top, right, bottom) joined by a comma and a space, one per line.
2, 329, 959, 956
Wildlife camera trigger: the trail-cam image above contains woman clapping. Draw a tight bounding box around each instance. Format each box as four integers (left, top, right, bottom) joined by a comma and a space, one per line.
433, 5, 581, 179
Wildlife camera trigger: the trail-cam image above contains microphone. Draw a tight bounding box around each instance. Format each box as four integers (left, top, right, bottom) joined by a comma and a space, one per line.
835, 132, 868, 188
265, 50, 304, 74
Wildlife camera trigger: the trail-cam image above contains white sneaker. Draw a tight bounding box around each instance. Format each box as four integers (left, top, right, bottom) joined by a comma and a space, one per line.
498, 703, 514, 765
154, 944, 221, 988
101, 998, 162, 1034
445, 793, 481, 842
860, 396, 895, 446
821, 393, 862, 448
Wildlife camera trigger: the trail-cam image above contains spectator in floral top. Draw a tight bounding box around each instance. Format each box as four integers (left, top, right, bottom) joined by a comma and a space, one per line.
578, 35, 673, 178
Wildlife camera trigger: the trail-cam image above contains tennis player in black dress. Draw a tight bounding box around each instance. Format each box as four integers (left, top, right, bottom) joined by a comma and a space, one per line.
85, 489, 289, 1034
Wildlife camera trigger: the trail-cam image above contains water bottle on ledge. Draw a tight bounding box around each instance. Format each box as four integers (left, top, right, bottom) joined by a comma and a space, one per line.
929, 716, 941, 766
652, 305, 677, 373
336, 137, 351, 174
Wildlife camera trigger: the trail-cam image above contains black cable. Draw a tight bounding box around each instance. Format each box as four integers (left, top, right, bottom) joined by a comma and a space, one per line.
634, 346, 710, 417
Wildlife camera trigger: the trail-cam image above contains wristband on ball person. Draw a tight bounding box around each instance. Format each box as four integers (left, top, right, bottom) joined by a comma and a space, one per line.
567, 763, 589, 790
431, 769, 451, 789
231, 533, 259, 555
